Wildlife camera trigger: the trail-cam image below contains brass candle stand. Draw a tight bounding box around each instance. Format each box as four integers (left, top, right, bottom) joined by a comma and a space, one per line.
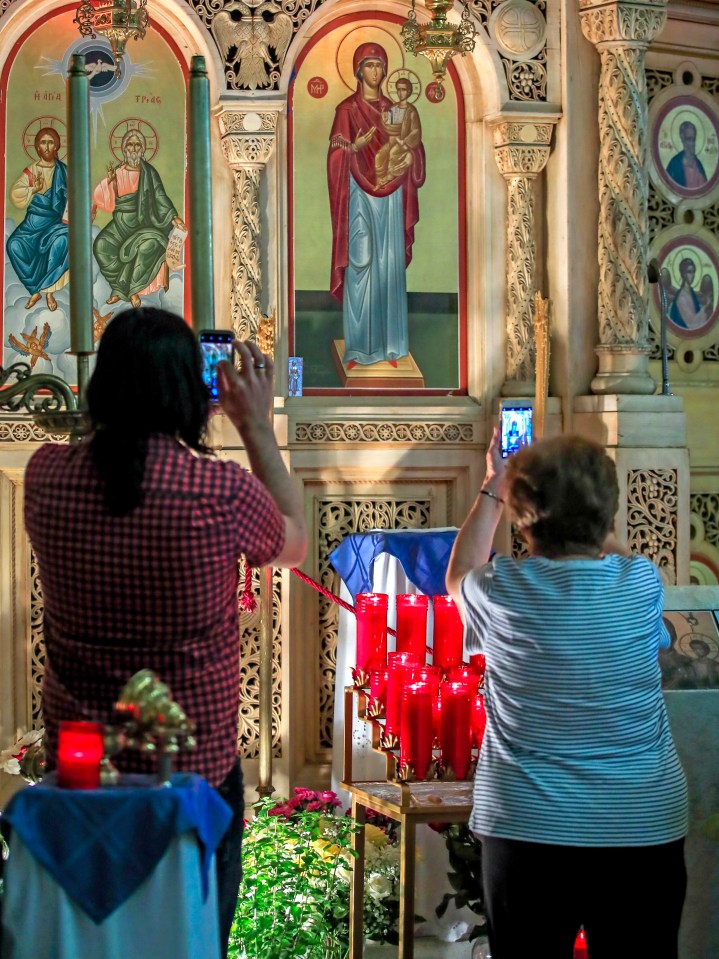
343, 684, 479, 786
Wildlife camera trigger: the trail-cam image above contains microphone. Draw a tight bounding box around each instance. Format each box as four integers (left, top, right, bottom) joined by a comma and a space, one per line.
649, 257, 671, 396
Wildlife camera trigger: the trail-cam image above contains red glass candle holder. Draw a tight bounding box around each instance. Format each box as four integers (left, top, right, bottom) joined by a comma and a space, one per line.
432, 595, 464, 671
368, 668, 389, 717
469, 654, 486, 688
411, 664, 441, 694
432, 690, 442, 748
573, 929, 588, 959
57, 721, 105, 789
395, 594, 429, 663
447, 664, 481, 695
354, 592, 388, 687
384, 650, 420, 744
399, 682, 434, 780
439, 682, 472, 780
471, 693, 487, 751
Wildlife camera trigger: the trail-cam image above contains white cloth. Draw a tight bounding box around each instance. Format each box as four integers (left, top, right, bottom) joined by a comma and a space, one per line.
2, 833, 221, 959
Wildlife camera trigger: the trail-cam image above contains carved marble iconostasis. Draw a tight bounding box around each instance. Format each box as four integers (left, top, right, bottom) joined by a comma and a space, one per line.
1, 0, 718, 804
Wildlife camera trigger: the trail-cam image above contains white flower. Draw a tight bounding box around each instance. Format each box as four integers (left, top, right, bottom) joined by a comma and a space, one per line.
366, 874, 393, 901
0, 753, 21, 775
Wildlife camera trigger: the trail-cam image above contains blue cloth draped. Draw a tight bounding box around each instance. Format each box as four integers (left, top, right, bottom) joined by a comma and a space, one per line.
329, 528, 458, 602
2, 771, 232, 924
6, 161, 69, 294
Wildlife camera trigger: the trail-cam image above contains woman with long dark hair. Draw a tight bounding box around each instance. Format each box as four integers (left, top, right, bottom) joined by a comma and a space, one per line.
24, 307, 307, 956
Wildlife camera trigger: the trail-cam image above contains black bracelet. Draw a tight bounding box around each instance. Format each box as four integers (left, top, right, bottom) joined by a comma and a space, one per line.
479, 489, 505, 505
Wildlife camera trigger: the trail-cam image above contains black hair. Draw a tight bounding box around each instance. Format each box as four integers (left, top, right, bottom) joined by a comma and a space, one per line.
87, 307, 211, 516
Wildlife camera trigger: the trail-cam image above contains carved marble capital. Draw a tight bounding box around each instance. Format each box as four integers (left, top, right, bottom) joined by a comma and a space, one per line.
579, 0, 667, 49
489, 116, 558, 387
492, 119, 555, 178
217, 106, 281, 169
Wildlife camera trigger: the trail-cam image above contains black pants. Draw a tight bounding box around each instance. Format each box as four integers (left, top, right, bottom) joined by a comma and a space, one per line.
215, 759, 245, 959
480, 835, 686, 959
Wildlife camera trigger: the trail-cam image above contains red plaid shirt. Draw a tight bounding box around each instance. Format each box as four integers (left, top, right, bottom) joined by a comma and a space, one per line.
24, 434, 285, 786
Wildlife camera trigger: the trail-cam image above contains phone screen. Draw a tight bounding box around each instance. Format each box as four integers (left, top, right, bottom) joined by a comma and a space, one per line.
199, 330, 234, 403
500, 406, 533, 458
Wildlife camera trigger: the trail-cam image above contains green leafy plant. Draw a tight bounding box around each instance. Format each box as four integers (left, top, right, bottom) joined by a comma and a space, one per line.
229, 791, 357, 959
432, 823, 487, 941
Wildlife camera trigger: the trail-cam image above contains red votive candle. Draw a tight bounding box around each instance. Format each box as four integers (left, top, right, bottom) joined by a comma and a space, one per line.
369, 667, 390, 714
395, 594, 429, 663
432, 595, 464, 670
354, 593, 388, 684
385, 651, 420, 738
471, 693, 487, 751
411, 664, 441, 695
447, 665, 481, 695
439, 682, 472, 779
469, 654, 486, 682
57, 721, 105, 789
573, 928, 588, 959
400, 682, 434, 779
432, 690, 442, 748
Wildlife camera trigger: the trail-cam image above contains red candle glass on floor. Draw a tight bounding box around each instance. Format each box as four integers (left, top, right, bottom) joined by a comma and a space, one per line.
354, 592, 388, 686
439, 682, 473, 779
471, 693, 487, 751
57, 721, 105, 789
400, 682, 434, 780
432, 595, 464, 671
447, 664, 481, 695
573, 928, 589, 959
395, 594, 429, 663
385, 651, 420, 741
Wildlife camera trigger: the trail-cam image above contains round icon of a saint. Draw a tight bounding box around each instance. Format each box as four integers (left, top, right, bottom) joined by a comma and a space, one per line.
650, 90, 719, 205
650, 227, 719, 350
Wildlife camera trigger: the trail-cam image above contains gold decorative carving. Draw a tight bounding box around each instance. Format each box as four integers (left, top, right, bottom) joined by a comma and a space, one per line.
626, 468, 678, 583
191, 0, 322, 91
511, 527, 530, 560
492, 119, 555, 385
579, 0, 667, 350
210, 1, 292, 91
218, 109, 279, 342
0, 419, 69, 444
316, 498, 432, 752
257, 310, 276, 359
294, 422, 475, 443
238, 567, 283, 758
29, 550, 45, 728
469, 0, 548, 101
690, 493, 719, 549
533, 292, 550, 439
490, 0, 547, 61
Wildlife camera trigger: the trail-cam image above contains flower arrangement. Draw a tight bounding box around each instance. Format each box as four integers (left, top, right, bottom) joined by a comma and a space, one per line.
0, 728, 45, 783
229, 788, 357, 959
229, 789, 408, 959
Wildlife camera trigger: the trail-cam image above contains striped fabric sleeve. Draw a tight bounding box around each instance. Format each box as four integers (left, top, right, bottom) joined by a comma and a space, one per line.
460, 561, 497, 654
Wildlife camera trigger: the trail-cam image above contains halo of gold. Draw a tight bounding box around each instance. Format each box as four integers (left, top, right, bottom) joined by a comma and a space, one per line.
336, 25, 406, 93
109, 117, 159, 163
22, 116, 67, 162
387, 68, 422, 104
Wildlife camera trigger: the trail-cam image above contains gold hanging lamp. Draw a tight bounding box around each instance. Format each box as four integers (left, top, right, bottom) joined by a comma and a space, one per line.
401, 0, 478, 86
74, 0, 149, 74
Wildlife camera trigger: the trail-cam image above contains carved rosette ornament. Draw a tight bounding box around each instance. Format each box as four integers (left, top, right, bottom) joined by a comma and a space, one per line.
218, 106, 280, 341
491, 119, 556, 392
579, 0, 668, 395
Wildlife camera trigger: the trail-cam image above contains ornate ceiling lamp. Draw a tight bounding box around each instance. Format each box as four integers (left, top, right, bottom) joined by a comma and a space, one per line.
74, 0, 149, 74
401, 0, 478, 86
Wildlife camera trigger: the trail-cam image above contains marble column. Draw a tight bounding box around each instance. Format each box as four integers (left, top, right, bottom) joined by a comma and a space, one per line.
579, 0, 668, 394
217, 104, 281, 342
490, 117, 557, 396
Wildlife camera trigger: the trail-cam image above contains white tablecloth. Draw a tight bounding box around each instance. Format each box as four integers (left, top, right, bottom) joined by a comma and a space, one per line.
2, 833, 221, 959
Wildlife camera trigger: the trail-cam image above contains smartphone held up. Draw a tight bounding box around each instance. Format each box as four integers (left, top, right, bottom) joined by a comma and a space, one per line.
500, 405, 533, 458
199, 330, 234, 403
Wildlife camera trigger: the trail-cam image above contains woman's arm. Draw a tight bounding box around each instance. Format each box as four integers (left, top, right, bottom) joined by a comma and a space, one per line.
446, 427, 506, 613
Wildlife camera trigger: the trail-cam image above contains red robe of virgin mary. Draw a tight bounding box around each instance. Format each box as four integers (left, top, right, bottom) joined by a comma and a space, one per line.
327, 43, 426, 302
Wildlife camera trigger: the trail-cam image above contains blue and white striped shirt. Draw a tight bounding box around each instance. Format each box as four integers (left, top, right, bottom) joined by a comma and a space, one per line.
461, 553, 688, 846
